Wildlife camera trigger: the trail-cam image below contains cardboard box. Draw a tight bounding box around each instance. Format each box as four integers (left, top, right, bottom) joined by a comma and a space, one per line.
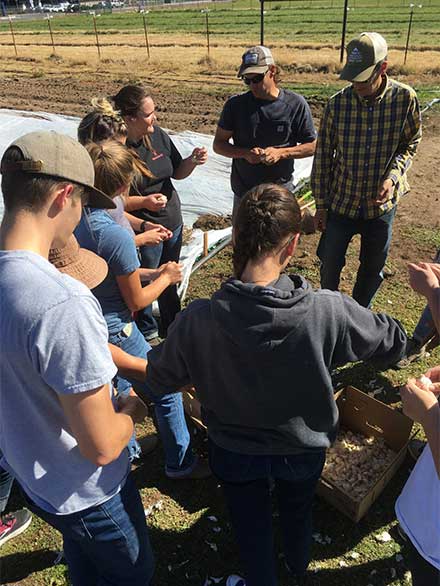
317, 386, 413, 522
182, 384, 413, 523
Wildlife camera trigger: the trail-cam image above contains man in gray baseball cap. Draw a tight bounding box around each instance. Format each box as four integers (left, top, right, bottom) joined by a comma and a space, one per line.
214, 45, 317, 222
311, 32, 421, 308
0, 131, 154, 584
1, 130, 115, 210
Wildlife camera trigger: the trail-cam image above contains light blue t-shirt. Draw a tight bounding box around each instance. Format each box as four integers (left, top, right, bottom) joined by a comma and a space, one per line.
0, 250, 130, 515
75, 208, 140, 336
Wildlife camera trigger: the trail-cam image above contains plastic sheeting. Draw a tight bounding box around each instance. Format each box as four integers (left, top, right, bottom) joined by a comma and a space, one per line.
0, 108, 314, 298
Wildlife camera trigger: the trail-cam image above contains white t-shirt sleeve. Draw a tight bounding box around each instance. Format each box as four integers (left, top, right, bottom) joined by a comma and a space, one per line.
395, 445, 440, 570
29, 292, 117, 394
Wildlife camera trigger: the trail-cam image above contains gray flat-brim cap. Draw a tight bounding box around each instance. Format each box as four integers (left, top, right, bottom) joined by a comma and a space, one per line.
0, 130, 115, 209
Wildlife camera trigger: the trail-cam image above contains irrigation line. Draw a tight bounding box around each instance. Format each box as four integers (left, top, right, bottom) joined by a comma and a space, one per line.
421, 98, 440, 113
191, 234, 232, 275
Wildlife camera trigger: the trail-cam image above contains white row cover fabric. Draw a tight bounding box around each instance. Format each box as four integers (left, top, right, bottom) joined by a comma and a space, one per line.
0, 108, 314, 299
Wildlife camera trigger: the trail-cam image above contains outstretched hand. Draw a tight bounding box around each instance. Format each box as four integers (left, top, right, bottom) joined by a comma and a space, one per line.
408, 262, 440, 299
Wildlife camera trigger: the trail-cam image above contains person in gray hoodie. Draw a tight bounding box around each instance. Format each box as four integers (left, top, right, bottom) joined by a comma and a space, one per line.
145, 183, 408, 586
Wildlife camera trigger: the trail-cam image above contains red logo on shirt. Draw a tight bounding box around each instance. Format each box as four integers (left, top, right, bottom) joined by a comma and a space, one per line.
151, 150, 164, 161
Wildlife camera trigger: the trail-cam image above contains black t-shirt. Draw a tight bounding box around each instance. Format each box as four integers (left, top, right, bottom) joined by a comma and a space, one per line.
218, 89, 316, 197
128, 126, 183, 231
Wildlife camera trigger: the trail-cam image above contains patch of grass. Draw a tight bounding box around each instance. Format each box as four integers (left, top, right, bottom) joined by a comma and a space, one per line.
0, 1, 439, 48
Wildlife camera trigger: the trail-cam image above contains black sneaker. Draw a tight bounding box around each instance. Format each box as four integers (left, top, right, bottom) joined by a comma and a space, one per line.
0, 509, 32, 547
394, 338, 425, 370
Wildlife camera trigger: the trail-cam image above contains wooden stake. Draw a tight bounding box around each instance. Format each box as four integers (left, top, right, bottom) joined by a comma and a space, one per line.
9, 17, 17, 57
142, 13, 150, 59
47, 17, 56, 55
93, 15, 101, 60
300, 200, 315, 212
203, 232, 209, 257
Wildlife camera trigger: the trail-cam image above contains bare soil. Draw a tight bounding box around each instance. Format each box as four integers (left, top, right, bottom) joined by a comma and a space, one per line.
0, 67, 439, 266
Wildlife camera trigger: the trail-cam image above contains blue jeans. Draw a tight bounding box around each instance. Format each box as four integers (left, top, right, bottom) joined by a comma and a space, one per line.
0, 462, 13, 514
137, 224, 183, 339
209, 441, 326, 586
109, 322, 195, 475
24, 474, 154, 586
317, 208, 397, 308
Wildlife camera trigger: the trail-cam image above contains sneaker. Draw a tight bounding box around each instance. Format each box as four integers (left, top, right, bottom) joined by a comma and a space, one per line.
0, 509, 32, 548
167, 457, 212, 480
136, 435, 159, 458
204, 576, 246, 586
394, 338, 426, 369
225, 576, 246, 586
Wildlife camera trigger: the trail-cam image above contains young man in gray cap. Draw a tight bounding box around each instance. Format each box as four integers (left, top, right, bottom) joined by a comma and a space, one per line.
213, 46, 317, 220
0, 131, 154, 584
311, 32, 422, 308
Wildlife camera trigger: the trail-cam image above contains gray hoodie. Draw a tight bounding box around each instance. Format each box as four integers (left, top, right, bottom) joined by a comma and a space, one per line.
146, 274, 407, 455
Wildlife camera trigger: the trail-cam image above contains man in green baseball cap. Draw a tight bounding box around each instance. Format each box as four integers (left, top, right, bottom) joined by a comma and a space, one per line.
311, 32, 422, 308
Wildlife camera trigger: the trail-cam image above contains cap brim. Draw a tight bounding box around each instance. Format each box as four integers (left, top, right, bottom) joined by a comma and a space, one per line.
58, 247, 109, 289
237, 65, 269, 78
340, 63, 376, 82
84, 185, 116, 209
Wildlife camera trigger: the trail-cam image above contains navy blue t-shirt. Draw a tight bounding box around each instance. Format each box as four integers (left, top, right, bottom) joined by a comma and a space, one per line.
218, 89, 316, 197
128, 126, 183, 231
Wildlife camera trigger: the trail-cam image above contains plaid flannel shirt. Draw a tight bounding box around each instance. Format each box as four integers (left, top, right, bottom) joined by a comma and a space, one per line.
311, 77, 422, 219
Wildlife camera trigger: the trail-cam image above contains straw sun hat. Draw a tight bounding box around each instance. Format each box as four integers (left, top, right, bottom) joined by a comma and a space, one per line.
49, 235, 108, 289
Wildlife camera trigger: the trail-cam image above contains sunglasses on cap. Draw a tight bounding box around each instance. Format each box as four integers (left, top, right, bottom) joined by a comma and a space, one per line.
242, 70, 268, 85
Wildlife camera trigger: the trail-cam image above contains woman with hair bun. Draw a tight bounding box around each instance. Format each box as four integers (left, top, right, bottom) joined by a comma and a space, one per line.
113, 84, 208, 342
144, 183, 409, 585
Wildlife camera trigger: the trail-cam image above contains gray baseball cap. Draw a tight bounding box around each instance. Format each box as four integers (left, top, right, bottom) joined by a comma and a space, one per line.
340, 32, 388, 82
237, 46, 275, 77
0, 131, 116, 209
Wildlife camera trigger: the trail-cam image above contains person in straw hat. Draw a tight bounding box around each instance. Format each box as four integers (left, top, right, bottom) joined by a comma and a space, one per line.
49, 234, 158, 457
0, 131, 155, 585
312, 32, 422, 308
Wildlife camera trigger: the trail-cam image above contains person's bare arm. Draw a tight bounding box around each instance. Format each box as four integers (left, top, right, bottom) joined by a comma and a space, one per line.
261, 140, 317, 165
108, 344, 147, 382
116, 263, 182, 313
408, 262, 440, 332
173, 147, 208, 180
58, 384, 144, 466
213, 126, 262, 164
125, 194, 167, 212
400, 376, 440, 478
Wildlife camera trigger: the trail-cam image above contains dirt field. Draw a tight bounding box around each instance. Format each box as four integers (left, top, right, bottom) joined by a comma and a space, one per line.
0, 62, 438, 238
1, 57, 440, 585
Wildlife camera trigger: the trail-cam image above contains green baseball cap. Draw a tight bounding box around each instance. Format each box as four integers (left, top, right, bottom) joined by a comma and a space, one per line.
340, 32, 388, 82
0, 131, 116, 209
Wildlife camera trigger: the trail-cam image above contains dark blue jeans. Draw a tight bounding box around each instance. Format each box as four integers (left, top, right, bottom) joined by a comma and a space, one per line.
137, 224, 183, 339
0, 462, 13, 514
209, 440, 325, 586
317, 208, 397, 308
24, 474, 154, 586
109, 321, 195, 476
